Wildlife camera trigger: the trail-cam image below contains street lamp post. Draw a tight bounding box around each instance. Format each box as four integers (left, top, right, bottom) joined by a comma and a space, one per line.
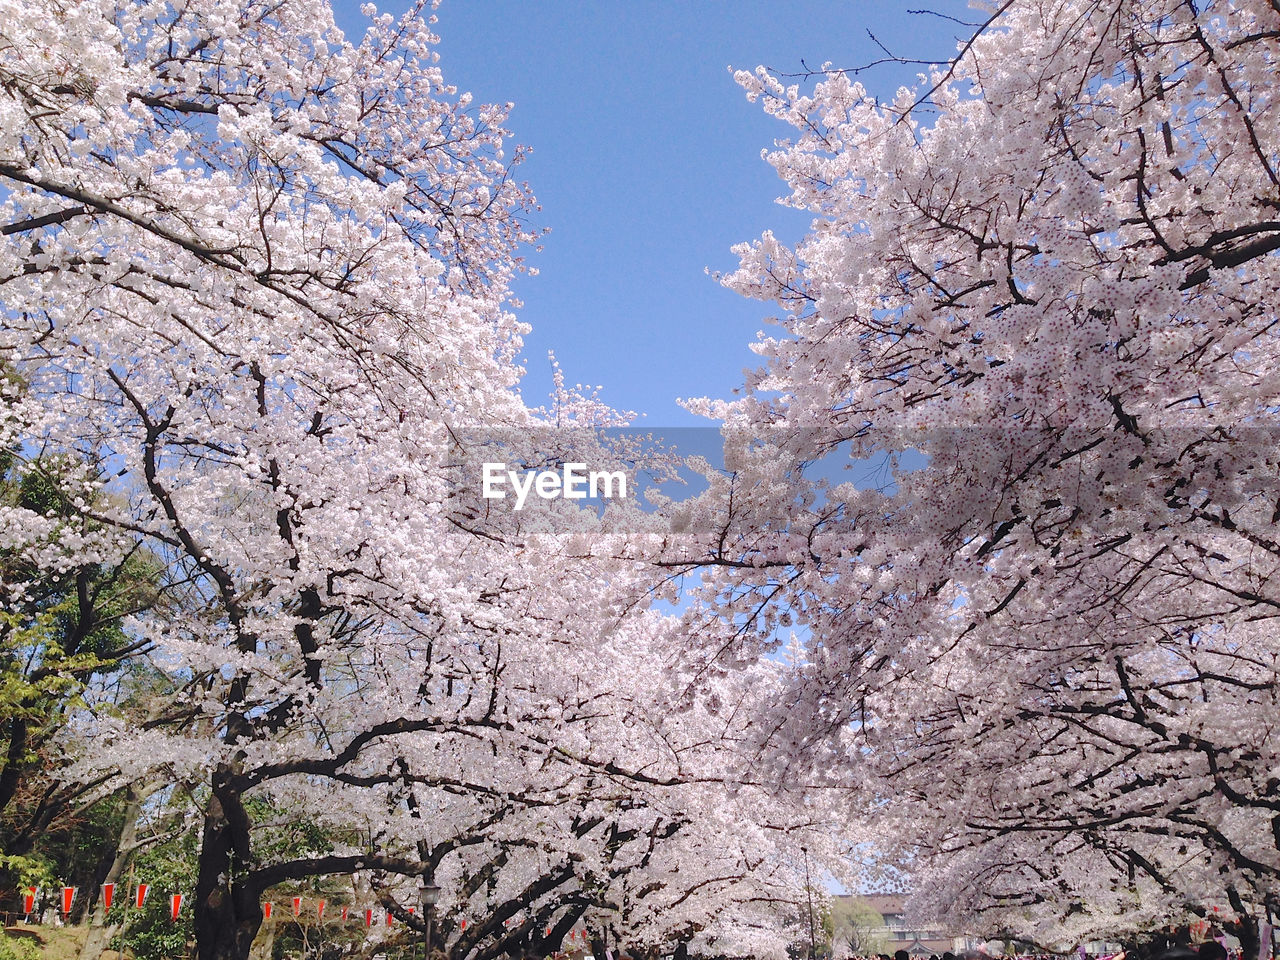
802, 846, 817, 960
418, 878, 441, 960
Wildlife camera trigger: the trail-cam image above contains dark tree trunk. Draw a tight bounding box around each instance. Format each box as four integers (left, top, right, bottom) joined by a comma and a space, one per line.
1230, 918, 1260, 960
193, 769, 261, 960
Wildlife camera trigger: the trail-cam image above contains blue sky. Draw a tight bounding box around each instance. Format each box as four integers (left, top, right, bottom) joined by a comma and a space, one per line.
335, 2, 974, 425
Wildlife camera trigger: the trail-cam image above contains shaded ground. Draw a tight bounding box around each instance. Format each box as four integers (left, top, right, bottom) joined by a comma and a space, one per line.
2, 925, 127, 959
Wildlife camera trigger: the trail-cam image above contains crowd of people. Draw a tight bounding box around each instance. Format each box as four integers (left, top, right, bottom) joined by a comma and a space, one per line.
839, 944, 1248, 960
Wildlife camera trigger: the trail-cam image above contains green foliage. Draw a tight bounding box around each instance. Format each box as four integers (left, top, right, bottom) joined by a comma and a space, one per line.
251, 795, 366, 960
107, 814, 199, 960
829, 897, 889, 957
0, 852, 52, 888
0, 935, 41, 960
0, 795, 130, 917
246, 793, 338, 867
28, 792, 130, 898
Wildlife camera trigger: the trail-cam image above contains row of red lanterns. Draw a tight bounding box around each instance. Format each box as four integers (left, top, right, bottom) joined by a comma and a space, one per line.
23, 884, 184, 921
24, 885, 405, 927
22, 885, 593, 938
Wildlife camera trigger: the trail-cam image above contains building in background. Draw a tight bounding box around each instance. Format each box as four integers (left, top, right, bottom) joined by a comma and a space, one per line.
833, 894, 969, 957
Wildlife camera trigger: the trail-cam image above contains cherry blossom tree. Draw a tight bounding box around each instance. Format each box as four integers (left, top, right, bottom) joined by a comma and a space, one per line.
1, 0, 623, 955
676, 0, 1280, 949
1, 3, 857, 959
271, 604, 857, 960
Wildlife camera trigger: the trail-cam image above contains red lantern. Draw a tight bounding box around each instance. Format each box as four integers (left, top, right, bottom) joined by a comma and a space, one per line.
135, 884, 149, 909
62, 887, 76, 914
365, 908, 374, 927
317, 899, 326, 920
293, 896, 302, 917
341, 905, 349, 921
170, 893, 184, 921
22, 887, 35, 915
102, 883, 115, 912
264, 902, 273, 920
